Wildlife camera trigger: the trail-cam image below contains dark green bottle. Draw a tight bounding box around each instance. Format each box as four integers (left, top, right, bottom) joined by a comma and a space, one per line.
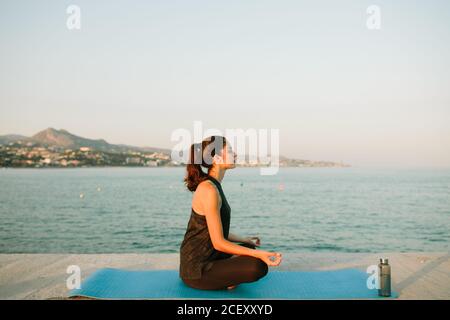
378, 258, 391, 297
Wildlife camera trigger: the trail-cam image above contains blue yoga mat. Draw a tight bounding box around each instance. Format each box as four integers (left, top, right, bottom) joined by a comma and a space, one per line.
69, 268, 397, 299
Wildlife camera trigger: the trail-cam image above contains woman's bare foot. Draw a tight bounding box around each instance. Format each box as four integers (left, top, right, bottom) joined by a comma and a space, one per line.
227, 285, 238, 290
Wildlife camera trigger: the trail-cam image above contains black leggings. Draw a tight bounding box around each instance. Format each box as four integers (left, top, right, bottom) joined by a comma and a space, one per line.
182, 242, 268, 290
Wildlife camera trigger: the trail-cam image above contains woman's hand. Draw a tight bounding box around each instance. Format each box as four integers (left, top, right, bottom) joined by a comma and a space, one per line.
256, 250, 282, 266
243, 236, 261, 247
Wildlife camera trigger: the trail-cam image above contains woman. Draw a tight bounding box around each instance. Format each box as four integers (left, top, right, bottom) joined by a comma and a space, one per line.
179, 135, 282, 290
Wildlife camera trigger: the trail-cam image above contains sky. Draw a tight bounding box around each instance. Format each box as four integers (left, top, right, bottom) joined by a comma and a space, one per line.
1, 0, 449, 167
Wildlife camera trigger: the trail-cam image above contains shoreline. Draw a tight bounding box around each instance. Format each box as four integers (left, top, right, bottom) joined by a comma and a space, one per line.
1, 252, 449, 300
0, 166, 351, 170
2, 166, 450, 170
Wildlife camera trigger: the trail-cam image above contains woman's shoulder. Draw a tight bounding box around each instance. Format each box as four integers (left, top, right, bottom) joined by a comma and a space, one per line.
194, 179, 221, 203
197, 179, 217, 192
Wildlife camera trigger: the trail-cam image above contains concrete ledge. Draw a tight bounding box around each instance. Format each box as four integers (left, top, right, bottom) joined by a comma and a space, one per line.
0, 252, 449, 299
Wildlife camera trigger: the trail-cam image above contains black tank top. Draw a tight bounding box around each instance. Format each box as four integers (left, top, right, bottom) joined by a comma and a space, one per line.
179, 175, 231, 280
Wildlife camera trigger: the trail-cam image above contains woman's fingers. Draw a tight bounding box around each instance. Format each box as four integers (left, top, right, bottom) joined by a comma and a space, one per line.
250, 236, 261, 246
247, 236, 260, 246
258, 250, 282, 266
265, 252, 282, 266
269, 257, 281, 266
272, 252, 282, 265
273, 255, 282, 266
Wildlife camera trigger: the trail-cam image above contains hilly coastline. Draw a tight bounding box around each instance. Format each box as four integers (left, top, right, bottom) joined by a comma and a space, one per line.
0, 128, 350, 168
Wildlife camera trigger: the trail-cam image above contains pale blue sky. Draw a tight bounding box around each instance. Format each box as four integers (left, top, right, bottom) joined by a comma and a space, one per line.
1, 0, 449, 167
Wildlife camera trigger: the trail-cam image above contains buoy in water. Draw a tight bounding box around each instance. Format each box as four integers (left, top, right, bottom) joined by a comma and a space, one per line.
80, 193, 84, 199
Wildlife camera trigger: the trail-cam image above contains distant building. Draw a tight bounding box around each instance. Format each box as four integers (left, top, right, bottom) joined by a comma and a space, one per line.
126, 157, 141, 165
80, 147, 91, 152
69, 160, 80, 166
145, 160, 158, 167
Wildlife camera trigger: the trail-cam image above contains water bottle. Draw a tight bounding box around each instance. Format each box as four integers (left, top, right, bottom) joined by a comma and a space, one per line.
378, 258, 391, 297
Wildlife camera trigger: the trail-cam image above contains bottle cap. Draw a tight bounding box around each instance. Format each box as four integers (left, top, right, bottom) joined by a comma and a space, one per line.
381, 258, 389, 264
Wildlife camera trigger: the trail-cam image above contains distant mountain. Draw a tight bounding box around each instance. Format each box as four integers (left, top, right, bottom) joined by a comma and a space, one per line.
1, 128, 171, 154
0, 134, 30, 145
31, 128, 108, 149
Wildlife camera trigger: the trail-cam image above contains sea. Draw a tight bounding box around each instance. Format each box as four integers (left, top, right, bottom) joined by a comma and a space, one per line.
0, 167, 449, 253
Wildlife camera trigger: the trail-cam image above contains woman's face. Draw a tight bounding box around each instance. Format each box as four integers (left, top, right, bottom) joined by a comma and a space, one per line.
218, 143, 237, 169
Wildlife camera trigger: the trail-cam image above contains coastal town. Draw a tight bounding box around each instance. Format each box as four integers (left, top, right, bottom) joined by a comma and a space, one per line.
0, 141, 172, 168
0, 141, 348, 168
0, 128, 349, 168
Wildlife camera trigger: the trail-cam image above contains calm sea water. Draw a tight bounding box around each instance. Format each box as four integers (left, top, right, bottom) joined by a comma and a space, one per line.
0, 167, 449, 253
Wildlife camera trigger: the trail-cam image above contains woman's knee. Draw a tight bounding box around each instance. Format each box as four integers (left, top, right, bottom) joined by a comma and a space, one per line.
257, 259, 269, 278
247, 257, 268, 281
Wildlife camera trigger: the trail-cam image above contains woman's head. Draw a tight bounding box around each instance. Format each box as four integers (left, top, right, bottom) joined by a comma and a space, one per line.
184, 136, 236, 191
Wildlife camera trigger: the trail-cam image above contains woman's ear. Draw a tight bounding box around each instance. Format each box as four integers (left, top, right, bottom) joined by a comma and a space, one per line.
213, 154, 224, 164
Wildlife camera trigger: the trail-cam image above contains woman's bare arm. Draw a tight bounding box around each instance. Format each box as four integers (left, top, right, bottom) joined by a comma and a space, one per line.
198, 182, 260, 258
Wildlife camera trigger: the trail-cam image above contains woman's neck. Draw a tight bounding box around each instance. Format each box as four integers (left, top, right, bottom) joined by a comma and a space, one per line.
208, 166, 225, 183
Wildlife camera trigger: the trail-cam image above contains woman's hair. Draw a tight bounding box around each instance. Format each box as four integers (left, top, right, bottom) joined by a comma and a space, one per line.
184, 135, 228, 192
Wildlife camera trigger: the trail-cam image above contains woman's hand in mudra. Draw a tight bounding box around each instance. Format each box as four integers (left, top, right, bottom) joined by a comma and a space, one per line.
256, 251, 282, 266
243, 236, 260, 247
